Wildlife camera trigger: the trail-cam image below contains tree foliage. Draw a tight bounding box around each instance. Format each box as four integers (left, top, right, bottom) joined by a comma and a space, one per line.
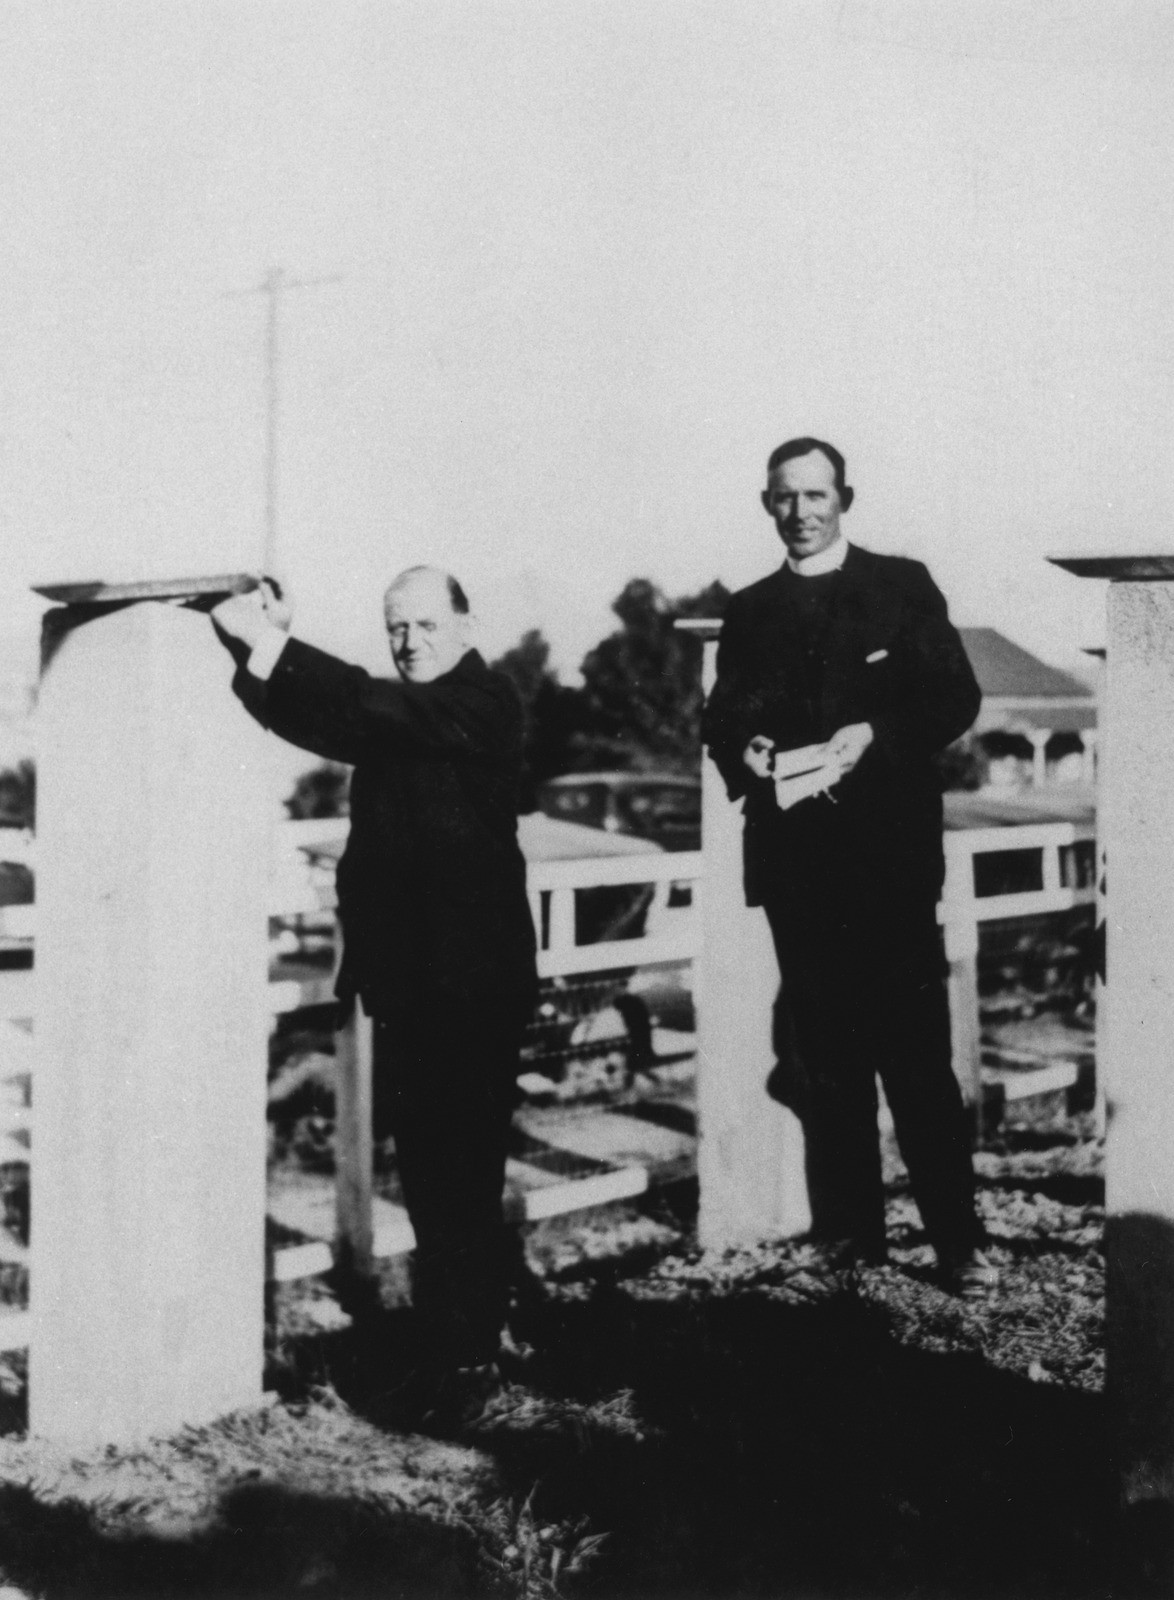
0, 760, 35, 830
935, 737, 986, 792
573, 578, 729, 773
492, 579, 729, 799
490, 628, 585, 810
285, 762, 351, 820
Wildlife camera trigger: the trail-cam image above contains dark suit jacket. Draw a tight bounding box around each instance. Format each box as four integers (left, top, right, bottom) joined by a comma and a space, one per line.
232, 639, 538, 1021
702, 544, 981, 915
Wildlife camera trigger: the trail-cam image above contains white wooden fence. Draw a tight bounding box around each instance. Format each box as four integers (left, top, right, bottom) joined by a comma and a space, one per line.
0, 813, 1095, 1341
939, 820, 1097, 1131
0, 812, 1096, 1096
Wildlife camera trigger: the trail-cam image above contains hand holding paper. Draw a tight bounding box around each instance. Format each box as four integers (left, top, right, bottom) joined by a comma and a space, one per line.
743, 734, 777, 780
771, 742, 843, 810
826, 721, 874, 775
771, 723, 874, 810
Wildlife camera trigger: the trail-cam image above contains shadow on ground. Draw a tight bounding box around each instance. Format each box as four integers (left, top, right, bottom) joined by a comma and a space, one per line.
0, 1277, 1168, 1598
297, 1268, 1156, 1600
0, 1477, 486, 1598
481, 1283, 1121, 1600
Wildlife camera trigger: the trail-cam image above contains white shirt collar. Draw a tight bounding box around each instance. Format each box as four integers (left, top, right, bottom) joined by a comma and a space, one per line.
786, 536, 850, 578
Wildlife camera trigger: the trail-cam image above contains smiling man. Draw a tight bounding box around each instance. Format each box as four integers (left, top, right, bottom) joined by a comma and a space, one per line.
383, 564, 472, 682
212, 566, 537, 1426
702, 438, 995, 1296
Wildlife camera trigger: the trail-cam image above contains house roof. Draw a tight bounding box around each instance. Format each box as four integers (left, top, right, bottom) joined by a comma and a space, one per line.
959, 628, 1093, 701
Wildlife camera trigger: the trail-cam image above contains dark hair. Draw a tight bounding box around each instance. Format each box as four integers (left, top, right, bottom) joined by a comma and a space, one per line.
765, 437, 849, 499
391, 565, 470, 614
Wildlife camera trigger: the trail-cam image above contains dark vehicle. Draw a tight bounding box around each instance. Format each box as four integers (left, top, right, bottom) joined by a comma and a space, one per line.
536, 772, 701, 852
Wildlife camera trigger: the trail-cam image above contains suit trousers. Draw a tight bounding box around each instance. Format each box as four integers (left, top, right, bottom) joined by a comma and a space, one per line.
373, 999, 525, 1369
763, 888, 982, 1263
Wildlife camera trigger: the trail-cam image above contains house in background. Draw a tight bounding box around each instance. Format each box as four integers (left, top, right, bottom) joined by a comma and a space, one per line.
959, 628, 1097, 790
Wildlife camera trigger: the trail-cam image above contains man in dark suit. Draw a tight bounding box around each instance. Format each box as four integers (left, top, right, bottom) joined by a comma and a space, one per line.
212, 566, 538, 1415
702, 438, 995, 1294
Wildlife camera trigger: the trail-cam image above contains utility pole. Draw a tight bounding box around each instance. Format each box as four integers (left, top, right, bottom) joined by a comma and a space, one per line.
226, 266, 342, 574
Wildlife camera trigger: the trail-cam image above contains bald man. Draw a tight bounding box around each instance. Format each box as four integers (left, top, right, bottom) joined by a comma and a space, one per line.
213, 568, 537, 1425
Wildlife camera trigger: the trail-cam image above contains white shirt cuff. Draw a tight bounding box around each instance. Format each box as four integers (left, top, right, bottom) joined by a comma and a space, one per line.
246, 626, 290, 681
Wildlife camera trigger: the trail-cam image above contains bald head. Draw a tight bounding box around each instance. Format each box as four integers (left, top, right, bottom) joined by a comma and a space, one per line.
383, 566, 472, 683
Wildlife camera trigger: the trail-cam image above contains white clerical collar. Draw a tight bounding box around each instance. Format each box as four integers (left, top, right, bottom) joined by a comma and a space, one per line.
786, 536, 849, 578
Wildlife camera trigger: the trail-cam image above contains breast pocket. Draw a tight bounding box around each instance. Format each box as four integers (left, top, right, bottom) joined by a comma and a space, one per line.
855, 639, 903, 713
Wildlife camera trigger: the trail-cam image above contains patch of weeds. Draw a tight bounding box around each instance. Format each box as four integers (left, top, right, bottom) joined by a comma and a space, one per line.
467, 1486, 608, 1598
479, 1385, 650, 1450
525, 1207, 682, 1285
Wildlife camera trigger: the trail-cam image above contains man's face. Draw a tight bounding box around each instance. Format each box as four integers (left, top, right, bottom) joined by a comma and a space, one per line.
384, 572, 469, 683
762, 450, 844, 561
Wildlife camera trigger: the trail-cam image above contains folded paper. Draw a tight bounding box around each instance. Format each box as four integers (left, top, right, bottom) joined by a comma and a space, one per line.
772, 742, 843, 811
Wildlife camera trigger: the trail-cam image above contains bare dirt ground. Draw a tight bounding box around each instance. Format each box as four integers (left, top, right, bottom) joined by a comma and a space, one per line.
0, 1111, 1165, 1600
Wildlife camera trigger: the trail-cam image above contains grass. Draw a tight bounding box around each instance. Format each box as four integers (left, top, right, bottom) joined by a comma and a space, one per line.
0, 1115, 1167, 1599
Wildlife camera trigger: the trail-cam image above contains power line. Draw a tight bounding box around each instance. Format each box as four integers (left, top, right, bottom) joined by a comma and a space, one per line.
224, 266, 343, 574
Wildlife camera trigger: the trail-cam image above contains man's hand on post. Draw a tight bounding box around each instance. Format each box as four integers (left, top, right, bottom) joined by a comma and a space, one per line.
743, 734, 777, 781
258, 577, 293, 633
827, 722, 874, 776
210, 590, 268, 649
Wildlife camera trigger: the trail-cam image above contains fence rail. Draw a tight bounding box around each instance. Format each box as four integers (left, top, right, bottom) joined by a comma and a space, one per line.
0, 814, 1097, 1037
0, 814, 1097, 1050
0, 811, 1097, 1348
938, 819, 1097, 1129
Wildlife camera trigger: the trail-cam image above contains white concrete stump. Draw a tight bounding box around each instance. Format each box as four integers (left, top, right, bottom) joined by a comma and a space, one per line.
1052, 556, 1174, 1513
30, 594, 271, 1445
690, 627, 809, 1251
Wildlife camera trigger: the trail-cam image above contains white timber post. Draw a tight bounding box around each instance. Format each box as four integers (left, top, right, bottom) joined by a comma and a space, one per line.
1087, 655, 1107, 1135
30, 582, 271, 1445
1028, 728, 1051, 788
527, 889, 544, 948
1092, 734, 1108, 1139
681, 620, 809, 1251
1041, 836, 1063, 896
547, 886, 577, 954
1051, 556, 1174, 1522
940, 834, 984, 1132
334, 997, 374, 1282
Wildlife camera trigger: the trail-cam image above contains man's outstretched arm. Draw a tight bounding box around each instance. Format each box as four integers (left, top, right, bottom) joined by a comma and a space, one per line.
211, 587, 513, 765
210, 585, 362, 765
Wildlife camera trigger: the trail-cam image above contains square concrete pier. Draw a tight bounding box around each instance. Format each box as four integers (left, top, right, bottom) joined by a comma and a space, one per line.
1052, 555, 1174, 1511
683, 621, 810, 1250
29, 584, 272, 1444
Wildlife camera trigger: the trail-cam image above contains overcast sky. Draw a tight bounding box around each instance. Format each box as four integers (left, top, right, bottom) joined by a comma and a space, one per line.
2, 0, 1170, 680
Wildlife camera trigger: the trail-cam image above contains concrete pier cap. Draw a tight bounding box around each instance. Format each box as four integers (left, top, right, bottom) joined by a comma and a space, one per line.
1050, 553, 1174, 1519
28, 573, 273, 1446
